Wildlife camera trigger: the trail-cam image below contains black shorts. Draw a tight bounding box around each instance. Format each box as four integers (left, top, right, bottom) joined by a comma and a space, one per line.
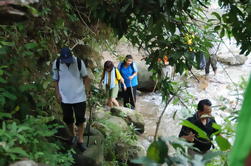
61, 102, 86, 126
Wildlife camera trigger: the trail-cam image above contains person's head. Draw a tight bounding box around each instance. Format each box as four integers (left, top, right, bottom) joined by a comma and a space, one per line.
197, 99, 212, 117
124, 55, 133, 66
60, 47, 73, 64
104, 61, 114, 72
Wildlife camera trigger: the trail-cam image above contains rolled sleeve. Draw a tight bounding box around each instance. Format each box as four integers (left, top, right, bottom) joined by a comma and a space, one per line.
51, 60, 59, 81
80, 60, 88, 77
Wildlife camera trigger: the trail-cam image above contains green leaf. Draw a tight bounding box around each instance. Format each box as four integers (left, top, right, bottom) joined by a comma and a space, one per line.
3, 92, 17, 100
215, 135, 231, 151
220, 28, 225, 38
0, 77, 7, 83
8, 147, 29, 157
147, 138, 168, 164
131, 157, 158, 166
24, 42, 38, 50
180, 120, 210, 140
0, 47, 8, 55
214, 25, 221, 32
211, 12, 221, 22
203, 151, 224, 162
0, 41, 15, 46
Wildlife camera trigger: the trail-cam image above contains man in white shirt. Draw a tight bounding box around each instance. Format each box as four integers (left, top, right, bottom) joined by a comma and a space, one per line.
51, 47, 89, 152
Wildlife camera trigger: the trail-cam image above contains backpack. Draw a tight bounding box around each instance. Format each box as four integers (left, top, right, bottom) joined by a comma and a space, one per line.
56, 57, 82, 71
118, 62, 135, 74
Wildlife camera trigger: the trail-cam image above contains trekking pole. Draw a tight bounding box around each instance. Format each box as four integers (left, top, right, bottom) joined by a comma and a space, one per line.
130, 80, 136, 110
86, 92, 93, 147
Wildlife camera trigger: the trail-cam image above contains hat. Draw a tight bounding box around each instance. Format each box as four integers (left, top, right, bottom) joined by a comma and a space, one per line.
60, 47, 73, 63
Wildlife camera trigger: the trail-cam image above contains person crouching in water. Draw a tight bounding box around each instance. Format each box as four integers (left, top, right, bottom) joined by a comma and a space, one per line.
118, 55, 138, 109
100, 61, 126, 107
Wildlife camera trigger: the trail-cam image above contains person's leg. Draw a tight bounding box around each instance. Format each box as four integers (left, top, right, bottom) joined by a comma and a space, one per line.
73, 102, 87, 152
127, 86, 134, 109
122, 86, 130, 107
111, 98, 120, 106
211, 54, 217, 75
111, 85, 119, 107
61, 102, 75, 137
205, 56, 210, 75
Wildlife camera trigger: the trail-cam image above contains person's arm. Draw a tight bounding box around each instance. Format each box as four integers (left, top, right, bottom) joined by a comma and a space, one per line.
51, 60, 61, 103
54, 81, 61, 103
179, 126, 195, 142
129, 63, 138, 80
80, 60, 90, 94
116, 69, 127, 90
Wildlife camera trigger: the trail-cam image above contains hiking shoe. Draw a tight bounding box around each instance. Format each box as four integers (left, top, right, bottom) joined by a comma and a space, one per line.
77, 142, 87, 152
69, 136, 78, 145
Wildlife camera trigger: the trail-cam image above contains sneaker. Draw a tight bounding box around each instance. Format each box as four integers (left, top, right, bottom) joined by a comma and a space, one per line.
77, 142, 87, 152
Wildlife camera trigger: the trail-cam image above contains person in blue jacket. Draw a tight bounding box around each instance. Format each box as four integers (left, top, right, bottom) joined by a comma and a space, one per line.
118, 55, 138, 109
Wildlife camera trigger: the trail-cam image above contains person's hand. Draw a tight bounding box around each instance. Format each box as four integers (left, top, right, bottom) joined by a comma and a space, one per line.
183, 132, 195, 142
123, 84, 127, 91
128, 76, 134, 80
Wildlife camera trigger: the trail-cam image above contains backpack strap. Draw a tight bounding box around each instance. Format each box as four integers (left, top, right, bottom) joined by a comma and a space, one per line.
56, 57, 60, 71
130, 62, 135, 73
114, 67, 119, 80
77, 57, 82, 71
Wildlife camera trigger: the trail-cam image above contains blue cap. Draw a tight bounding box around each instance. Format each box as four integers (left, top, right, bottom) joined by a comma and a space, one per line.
60, 47, 73, 63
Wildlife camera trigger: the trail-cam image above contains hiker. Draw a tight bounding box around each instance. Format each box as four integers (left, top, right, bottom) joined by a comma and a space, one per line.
51, 47, 89, 152
205, 44, 218, 76
100, 60, 126, 107
118, 55, 138, 109
179, 99, 218, 155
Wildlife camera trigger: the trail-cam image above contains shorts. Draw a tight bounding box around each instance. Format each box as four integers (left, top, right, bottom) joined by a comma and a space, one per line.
61, 102, 86, 126
106, 84, 119, 99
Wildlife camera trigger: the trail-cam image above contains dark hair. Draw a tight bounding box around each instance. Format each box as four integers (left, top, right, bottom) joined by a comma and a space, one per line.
104, 61, 114, 72
197, 99, 212, 112
125, 55, 133, 61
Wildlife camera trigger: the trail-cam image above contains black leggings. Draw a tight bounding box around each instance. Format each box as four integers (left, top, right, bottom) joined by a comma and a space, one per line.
61, 102, 86, 126
122, 86, 137, 109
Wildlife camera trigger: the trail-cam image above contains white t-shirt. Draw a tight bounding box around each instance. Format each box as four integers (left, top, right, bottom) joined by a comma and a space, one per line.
51, 56, 88, 104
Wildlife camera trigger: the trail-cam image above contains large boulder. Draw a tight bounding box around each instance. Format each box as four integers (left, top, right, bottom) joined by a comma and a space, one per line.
9, 161, 38, 166
111, 107, 145, 134
75, 134, 104, 166
115, 141, 146, 164
137, 61, 155, 91
217, 54, 248, 65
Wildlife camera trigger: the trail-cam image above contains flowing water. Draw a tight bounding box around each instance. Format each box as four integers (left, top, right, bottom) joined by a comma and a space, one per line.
136, 56, 251, 149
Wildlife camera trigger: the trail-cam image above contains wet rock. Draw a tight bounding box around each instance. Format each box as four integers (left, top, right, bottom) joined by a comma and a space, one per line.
75, 134, 104, 166
9, 160, 39, 166
217, 54, 248, 65
105, 116, 129, 131
137, 61, 155, 91
111, 107, 145, 134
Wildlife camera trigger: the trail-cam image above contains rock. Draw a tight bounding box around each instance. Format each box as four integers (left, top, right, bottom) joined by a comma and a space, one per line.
115, 141, 146, 164
75, 135, 104, 166
127, 142, 146, 166
111, 107, 145, 134
137, 61, 155, 91
217, 54, 248, 65
91, 121, 112, 137
93, 108, 111, 121
73, 44, 103, 70
9, 160, 38, 166
104, 116, 129, 131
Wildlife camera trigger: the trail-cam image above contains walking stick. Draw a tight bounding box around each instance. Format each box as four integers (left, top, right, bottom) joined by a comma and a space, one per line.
130, 80, 136, 110
86, 93, 93, 147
